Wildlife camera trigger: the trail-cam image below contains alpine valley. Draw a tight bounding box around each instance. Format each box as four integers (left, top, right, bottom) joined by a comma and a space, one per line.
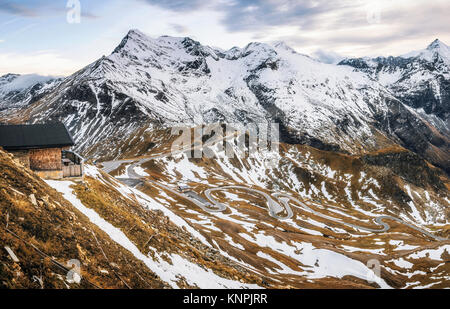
0, 29, 449, 289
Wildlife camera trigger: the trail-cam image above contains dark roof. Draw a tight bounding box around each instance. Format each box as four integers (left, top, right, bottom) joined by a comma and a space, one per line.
0, 122, 74, 150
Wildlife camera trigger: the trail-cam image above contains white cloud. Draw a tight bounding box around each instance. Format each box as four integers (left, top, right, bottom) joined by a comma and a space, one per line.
251, 0, 450, 58
312, 49, 345, 64
134, 0, 450, 59
0, 51, 87, 76
0, 74, 56, 91
2, 0, 449, 75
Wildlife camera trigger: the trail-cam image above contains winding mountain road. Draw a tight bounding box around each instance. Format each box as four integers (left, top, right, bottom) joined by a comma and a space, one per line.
272, 193, 447, 241
205, 186, 293, 220
101, 135, 447, 242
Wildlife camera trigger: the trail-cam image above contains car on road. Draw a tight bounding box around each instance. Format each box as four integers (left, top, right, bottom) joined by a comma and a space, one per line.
178, 185, 191, 193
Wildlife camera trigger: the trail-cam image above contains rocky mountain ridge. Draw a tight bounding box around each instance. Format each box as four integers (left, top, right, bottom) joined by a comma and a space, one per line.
0, 30, 448, 172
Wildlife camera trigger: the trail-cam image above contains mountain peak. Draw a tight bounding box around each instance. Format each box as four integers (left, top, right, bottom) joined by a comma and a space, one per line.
113, 30, 203, 55
272, 41, 296, 53
0, 73, 20, 80
400, 39, 450, 63
127, 28, 146, 38
424, 39, 450, 63
427, 39, 447, 50
112, 29, 149, 54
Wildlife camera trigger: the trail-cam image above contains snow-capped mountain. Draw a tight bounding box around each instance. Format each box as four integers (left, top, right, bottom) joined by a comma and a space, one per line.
0, 74, 61, 112
339, 39, 449, 134
403, 39, 450, 65
0, 30, 448, 172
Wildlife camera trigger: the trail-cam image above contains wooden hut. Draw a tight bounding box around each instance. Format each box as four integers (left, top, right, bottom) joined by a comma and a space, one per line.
0, 122, 83, 179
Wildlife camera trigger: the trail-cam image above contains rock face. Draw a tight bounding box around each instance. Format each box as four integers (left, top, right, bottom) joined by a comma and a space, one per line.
340, 40, 450, 130
0, 30, 448, 172
339, 40, 450, 172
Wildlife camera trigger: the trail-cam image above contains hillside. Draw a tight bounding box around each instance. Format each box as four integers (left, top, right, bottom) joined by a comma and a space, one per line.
0, 148, 266, 288
339, 40, 450, 172
101, 133, 450, 289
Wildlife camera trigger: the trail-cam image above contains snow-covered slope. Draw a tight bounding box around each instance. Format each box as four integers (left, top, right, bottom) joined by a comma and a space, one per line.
339, 40, 450, 172
0, 74, 60, 112
340, 39, 450, 134
46, 165, 262, 289
0, 146, 268, 289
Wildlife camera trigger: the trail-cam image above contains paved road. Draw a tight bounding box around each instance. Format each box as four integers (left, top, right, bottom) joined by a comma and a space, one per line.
102, 133, 239, 212
273, 193, 447, 241
204, 190, 446, 241
102, 159, 135, 174
205, 186, 293, 220
115, 178, 143, 188
147, 178, 227, 213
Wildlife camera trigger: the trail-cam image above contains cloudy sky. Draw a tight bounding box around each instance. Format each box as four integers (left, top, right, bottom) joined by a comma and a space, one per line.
0, 0, 449, 76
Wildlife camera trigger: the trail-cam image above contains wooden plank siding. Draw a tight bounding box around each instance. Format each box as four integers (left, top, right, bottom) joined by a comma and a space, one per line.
8, 146, 83, 179
63, 164, 83, 178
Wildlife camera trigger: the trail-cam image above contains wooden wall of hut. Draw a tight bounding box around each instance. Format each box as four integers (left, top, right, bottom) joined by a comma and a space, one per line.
29, 148, 62, 171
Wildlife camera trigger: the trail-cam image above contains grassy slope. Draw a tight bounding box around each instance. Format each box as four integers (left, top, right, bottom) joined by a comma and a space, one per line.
72, 172, 267, 288
0, 148, 169, 289
0, 147, 269, 289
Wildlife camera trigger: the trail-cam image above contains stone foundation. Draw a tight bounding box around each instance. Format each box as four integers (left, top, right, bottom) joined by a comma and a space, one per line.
35, 170, 64, 180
